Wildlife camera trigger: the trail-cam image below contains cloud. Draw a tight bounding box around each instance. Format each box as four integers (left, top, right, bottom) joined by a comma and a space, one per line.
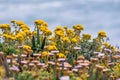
0, 0, 120, 45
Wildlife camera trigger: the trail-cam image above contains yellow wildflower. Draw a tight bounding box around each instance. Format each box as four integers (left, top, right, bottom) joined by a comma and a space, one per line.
103, 42, 110, 47
71, 38, 77, 43
11, 20, 16, 23
66, 29, 74, 36
48, 45, 57, 51
55, 31, 64, 37
75, 35, 81, 41
42, 51, 49, 57
34, 20, 44, 25
23, 45, 31, 51
43, 29, 52, 36
16, 21, 25, 26
73, 24, 84, 31
57, 53, 66, 58
82, 34, 91, 41
18, 32, 26, 37
98, 30, 107, 37
54, 26, 64, 32
39, 25, 47, 32
16, 34, 24, 41
20, 25, 30, 30
24, 30, 31, 35
62, 37, 70, 43
0, 24, 10, 29
42, 22, 48, 27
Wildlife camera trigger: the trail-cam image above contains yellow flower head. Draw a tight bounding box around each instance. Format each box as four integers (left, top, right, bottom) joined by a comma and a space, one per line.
11, 20, 16, 23
39, 25, 47, 32
57, 53, 66, 58
48, 45, 57, 51
66, 29, 73, 34
16, 34, 24, 41
16, 21, 25, 26
43, 29, 52, 36
0, 24, 10, 29
42, 22, 48, 27
98, 30, 107, 37
54, 26, 64, 32
55, 31, 64, 37
20, 25, 30, 30
103, 42, 110, 47
18, 32, 26, 37
23, 45, 31, 51
34, 20, 44, 25
24, 30, 31, 35
73, 24, 84, 31
82, 34, 91, 41
71, 38, 77, 43
62, 37, 70, 43
42, 51, 49, 57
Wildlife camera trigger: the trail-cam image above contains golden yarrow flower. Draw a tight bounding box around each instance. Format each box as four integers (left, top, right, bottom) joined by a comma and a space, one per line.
16, 21, 25, 26
48, 45, 57, 51
42, 51, 49, 57
57, 53, 66, 58
98, 30, 107, 37
62, 37, 70, 43
82, 34, 91, 41
34, 20, 45, 25
23, 45, 31, 51
73, 24, 84, 31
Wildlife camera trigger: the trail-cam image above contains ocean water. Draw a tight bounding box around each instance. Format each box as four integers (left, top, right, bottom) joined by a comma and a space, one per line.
0, 0, 120, 46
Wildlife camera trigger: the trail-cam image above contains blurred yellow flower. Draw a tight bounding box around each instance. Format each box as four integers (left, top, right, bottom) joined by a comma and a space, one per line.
62, 37, 70, 43
66, 29, 74, 37
42, 51, 49, 57
16, 21, 25, 26
54, 26, 64, 32
71, 38, 77, 43
23, 45, 31, 51
43, 29, 52, 36
48, 45, 57, 51
42, 22, 48, 27
82, 34, 91, 41
98, 30, 107, 37
0, 24, 10, 29
103, 42, 110, 47
16, 34, 24, 41
57, 53, 66, 58
11, 20, 16, 23
18, 32, 26, 37
39, 25, 47, 32
73, 24, 84, 31
55, 31, 64, 37
34, 20, 45, 25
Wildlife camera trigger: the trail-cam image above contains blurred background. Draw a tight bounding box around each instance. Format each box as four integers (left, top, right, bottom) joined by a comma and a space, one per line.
0, 0, 120, 46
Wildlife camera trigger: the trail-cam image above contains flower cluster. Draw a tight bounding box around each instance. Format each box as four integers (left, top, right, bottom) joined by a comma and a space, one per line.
1, 20, 120, 80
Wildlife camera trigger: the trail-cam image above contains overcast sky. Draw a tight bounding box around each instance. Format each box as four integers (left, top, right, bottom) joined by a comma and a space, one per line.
0, 0, 120, 45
